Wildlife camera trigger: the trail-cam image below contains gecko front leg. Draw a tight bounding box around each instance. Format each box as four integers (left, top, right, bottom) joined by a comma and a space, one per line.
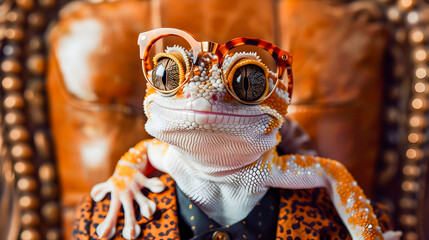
265, 151, 402, 240
90, 139, 167, 239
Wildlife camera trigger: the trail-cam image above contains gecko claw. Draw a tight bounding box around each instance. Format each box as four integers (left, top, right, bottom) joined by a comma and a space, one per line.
141, 199, 156, 219
139, 177, 165, 193
96, 223, 116, 239
133, 187, 157, 219
90, 182, 110, 202
122, 224, 141, 240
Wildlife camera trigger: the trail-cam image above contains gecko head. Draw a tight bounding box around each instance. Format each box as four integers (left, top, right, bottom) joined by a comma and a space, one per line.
143, 45, 291, 168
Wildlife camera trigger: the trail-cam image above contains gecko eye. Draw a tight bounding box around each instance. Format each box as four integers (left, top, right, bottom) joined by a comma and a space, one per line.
151, 52, 187, 92
227, 59, 269, 103
152, 57, 180, 91
232, 64, 266, 101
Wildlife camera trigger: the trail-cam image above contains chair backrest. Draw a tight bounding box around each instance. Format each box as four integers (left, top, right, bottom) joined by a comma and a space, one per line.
1, 0, 428, 239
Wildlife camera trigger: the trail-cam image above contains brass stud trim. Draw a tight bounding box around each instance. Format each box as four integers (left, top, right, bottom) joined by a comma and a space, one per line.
2, 75, 23, 90
39, 163, 55, 182
1, 59, 22, 73
17, 176, 38, 191
4, 93, 25, 109
20, 228, 41, 240
14, 161, 35, 175
11, 143, 33, 158
4, 111, 25, 125
19, 194, 40, 209
9, 126, 30, 141
21, 211, 41, 226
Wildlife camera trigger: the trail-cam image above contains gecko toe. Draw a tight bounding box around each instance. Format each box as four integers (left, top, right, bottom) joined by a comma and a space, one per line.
122, 224, 141, 239
145, 177, 165, 193
96, 223, 116, 239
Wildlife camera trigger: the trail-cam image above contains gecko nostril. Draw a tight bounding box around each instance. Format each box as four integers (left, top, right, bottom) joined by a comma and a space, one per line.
212, 95, 218, 101
186, 93, 191, 99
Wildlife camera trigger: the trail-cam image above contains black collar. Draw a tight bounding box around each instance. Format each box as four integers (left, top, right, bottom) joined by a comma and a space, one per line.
176, 186, 279, 240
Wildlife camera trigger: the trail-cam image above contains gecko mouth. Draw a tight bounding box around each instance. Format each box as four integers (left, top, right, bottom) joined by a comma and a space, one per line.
150, 101, 271, 127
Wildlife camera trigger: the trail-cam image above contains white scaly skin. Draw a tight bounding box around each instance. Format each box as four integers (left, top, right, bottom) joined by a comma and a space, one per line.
91, 48, 402, 240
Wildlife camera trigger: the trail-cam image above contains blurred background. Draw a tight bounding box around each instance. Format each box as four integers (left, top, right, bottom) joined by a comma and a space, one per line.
1, 0, 428, 239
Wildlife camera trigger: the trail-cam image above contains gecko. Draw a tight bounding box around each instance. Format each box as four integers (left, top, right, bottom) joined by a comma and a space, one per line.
87, 28, 401, 240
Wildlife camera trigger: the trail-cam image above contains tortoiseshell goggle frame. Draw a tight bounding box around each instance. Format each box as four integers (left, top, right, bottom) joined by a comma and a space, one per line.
138, 28, 293, 104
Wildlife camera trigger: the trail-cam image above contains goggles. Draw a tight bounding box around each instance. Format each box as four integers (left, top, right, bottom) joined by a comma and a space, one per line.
138, 28, 293, 104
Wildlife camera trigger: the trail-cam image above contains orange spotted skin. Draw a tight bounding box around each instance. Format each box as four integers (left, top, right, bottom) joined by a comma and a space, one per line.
110, 177, 127, 191
109, 140, 152, 191
72, 174, 392, 239
265, 153, 384, 239
318, 159, 379, 237
267, 76, 290, 117
119, 140, 148, 165
276, 187, 393, 240
262, 93, 288, 134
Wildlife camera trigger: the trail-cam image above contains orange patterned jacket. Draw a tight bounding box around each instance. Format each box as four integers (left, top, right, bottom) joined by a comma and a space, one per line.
72, 174, 392, 240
